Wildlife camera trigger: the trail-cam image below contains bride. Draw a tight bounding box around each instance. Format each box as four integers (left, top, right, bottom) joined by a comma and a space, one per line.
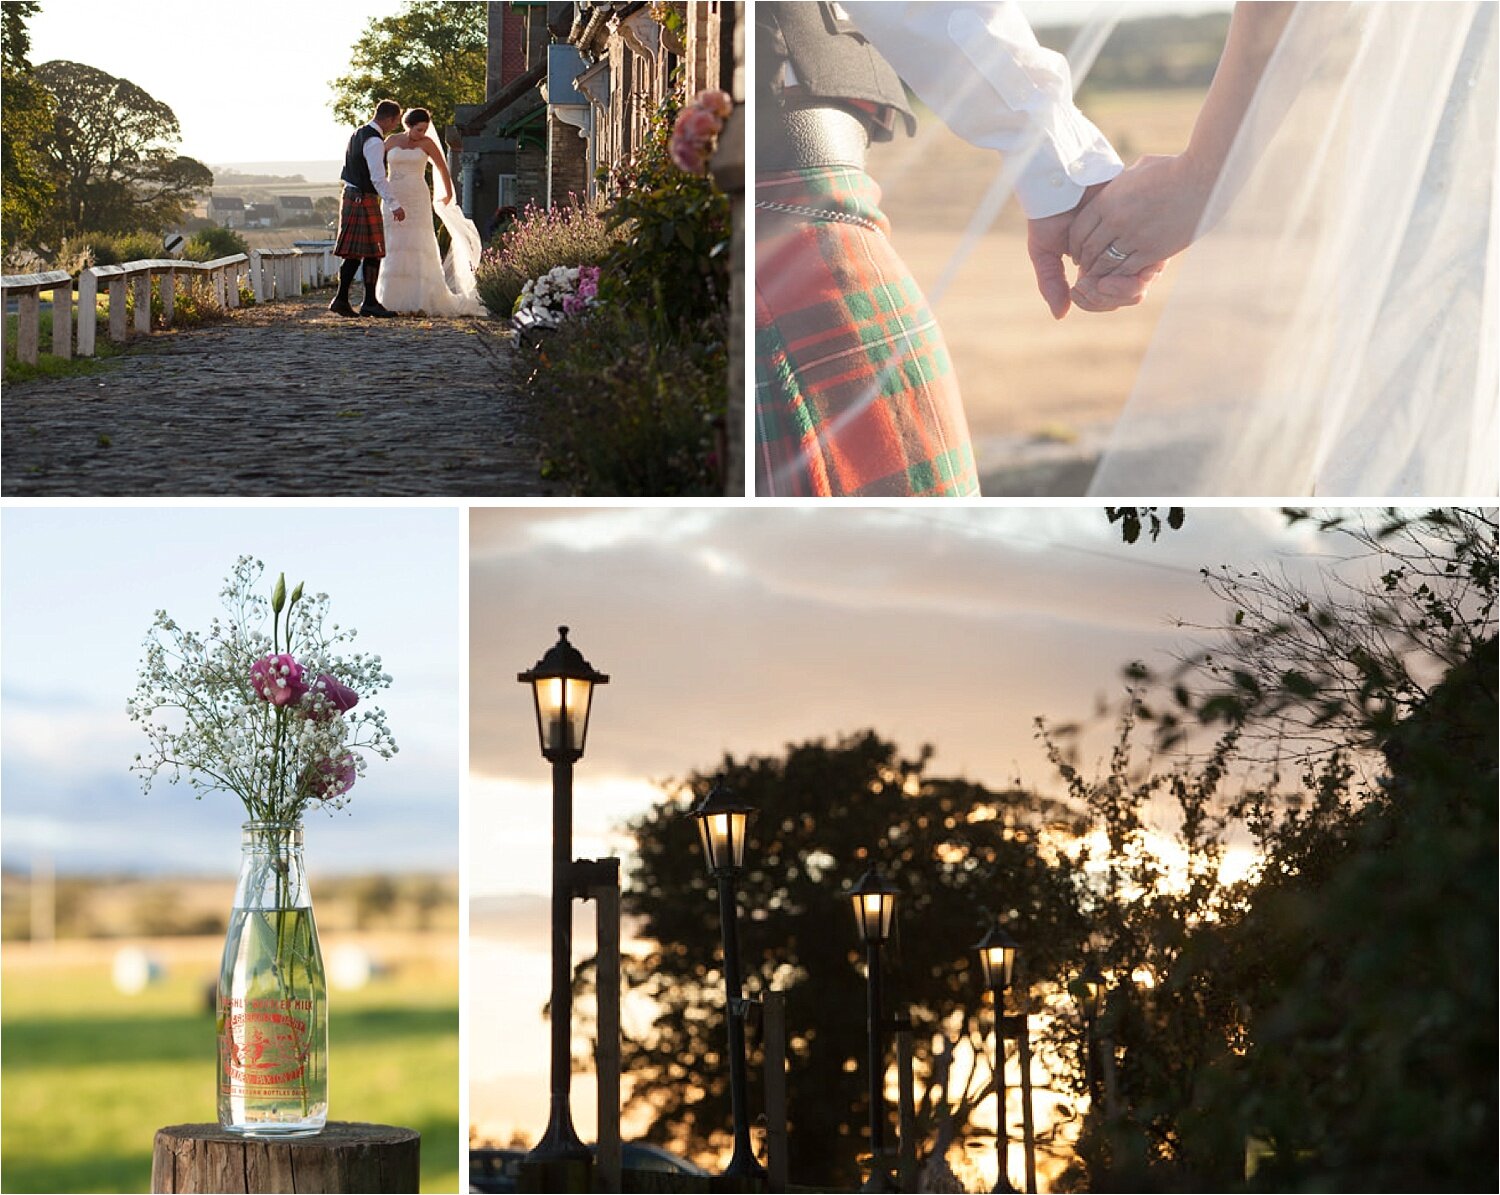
378, 108, 487, 317
1071, 1, 1497, 497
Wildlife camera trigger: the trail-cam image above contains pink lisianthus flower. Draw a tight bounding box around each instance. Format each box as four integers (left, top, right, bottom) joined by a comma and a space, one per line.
301, 752, 358, 801
249, 653, 308, 707
307, 673, 359, 721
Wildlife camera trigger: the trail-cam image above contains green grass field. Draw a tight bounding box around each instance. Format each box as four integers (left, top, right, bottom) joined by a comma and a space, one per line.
1, 948, 459, 1194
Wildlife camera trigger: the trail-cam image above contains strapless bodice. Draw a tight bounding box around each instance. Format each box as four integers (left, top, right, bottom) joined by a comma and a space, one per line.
387, 146, 429, 180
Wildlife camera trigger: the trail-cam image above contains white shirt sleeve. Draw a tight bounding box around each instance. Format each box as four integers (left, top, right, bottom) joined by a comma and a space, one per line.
362, 130, 403, 211
841, 1, 1121, 218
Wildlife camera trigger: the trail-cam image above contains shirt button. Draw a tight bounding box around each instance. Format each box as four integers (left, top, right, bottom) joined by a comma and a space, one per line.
1049, 172, 1065, 187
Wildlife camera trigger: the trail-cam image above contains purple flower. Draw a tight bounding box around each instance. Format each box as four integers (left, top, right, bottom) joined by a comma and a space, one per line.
308, 673, 359, 721
249, 653, 307, 707
302, 752, 357, 801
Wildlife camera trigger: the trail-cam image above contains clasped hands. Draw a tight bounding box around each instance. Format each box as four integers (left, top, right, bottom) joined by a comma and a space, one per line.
1027, 153, 1210, 319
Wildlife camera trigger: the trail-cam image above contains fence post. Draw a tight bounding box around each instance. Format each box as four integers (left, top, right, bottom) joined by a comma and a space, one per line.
897, 1027, 918, 1192
17, 289, 40, 365
1018, 1019, 1037, 1195
250, 250, 265, 303
78, 269, 97, 357
764, 990, 788, 1191
108, 276, 127, 342
161, 269, 176, 326
227, 264, 241, 308
131, 270, 151, 334
53, 276, 73, 359
593, 875, 621, 1195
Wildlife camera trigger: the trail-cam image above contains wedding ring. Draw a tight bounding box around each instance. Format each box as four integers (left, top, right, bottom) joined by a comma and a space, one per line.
1104, 243, 1129, 262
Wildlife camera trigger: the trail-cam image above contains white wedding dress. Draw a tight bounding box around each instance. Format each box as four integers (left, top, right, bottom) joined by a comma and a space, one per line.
1086, 1, 1497, 497
378, 145, 487, 317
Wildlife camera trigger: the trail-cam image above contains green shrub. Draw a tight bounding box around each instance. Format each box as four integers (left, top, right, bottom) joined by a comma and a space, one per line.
475, 198, 622, 316
529, 303, 726, 495
89, 231, 163, 266
184, 226, 249, 261
600, 100, 731, 332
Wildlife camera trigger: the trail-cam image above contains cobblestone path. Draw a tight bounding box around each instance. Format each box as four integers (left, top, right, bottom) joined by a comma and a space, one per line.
2, 294, 560, 496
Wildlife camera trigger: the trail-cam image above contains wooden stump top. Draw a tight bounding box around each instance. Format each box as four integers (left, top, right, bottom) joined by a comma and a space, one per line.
152, 1122, 420, 1194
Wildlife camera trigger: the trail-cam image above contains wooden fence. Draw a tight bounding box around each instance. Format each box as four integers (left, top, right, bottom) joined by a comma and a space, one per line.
1, 245, 337, 377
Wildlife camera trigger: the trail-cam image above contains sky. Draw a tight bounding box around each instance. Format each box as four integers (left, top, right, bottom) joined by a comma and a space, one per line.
1, 506, 461, 876
467, 505, 1338, 900
21, 0, 1232, 166
25, 0, 408, 167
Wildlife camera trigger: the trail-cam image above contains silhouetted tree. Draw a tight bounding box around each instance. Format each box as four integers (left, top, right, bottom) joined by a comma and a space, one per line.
611, 731, 1090, 1187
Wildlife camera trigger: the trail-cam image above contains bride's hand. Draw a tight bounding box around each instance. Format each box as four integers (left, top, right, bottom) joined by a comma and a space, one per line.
1068, 154, 1214, 282
439, 191, 455, 206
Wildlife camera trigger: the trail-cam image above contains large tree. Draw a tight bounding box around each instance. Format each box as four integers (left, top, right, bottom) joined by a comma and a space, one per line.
35, 59, 213, 238
0, 2, 55, 254
606, 731, 1090, 1188
329, 1, 487, 135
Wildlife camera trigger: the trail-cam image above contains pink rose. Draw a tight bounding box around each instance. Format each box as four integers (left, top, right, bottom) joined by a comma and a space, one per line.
301, 753, 357, 801
307, 673, 359, 720
678, 106, 720, 142
250, 653, 307, 707
699, 89, 733, 119
671, 138, 706, 174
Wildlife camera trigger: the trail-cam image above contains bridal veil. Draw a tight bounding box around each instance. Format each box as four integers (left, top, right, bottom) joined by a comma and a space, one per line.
1087, 1, 1498, 497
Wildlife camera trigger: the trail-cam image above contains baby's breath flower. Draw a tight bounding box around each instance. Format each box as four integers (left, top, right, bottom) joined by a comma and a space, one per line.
129, 556, 396, 824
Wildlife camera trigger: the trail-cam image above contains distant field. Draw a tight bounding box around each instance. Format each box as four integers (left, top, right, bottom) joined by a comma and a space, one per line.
1, 934, 458, 1194
869, 87, 1205, 465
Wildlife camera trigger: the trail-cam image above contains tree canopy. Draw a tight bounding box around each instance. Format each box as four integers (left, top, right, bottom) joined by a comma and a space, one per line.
1, 2, 55, 255
610, 732, 1090, 1188
328, 1, 487, 135
34, 59, 212, 240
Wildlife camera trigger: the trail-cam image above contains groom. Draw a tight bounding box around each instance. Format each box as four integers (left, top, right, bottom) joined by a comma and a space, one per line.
329, 99, 407, 319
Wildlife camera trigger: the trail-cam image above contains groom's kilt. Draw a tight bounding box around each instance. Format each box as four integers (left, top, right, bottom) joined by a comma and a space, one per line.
755, 167, 978, 497
334, 190, 385, 259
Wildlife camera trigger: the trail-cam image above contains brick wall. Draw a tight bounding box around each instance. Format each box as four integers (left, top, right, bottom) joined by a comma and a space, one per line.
547, 114, 588, 208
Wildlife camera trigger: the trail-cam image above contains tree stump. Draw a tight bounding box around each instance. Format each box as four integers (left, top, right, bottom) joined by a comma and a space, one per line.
151, 1122, 420, 1193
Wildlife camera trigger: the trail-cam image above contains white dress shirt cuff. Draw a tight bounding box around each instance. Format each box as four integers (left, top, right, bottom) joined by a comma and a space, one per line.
362, 131, 402, 211
1015, 137, 1121, 219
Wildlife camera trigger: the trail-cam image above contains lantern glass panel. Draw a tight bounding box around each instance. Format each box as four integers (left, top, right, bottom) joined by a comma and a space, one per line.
853, 891, 894, 944
981, 943, 1016, 991
698, 809, 749, 872
534, 676, 594, 754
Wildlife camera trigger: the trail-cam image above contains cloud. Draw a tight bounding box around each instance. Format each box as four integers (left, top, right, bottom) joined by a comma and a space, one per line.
470, 508, 1310, 795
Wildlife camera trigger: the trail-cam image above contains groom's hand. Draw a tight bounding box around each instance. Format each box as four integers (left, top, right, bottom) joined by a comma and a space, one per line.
1026, 188, 1103, 320
392, 206, 407, 223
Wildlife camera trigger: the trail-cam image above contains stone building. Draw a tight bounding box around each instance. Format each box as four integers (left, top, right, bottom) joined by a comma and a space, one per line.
453, 3, 740, 221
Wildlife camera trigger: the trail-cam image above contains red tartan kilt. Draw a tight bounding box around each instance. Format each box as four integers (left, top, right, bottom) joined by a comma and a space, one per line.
754, 168, 979, 498
335, 192, 385, 259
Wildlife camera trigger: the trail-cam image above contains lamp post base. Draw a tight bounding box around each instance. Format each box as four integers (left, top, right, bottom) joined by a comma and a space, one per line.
523, 1103, 591, 1166
723, 1149, 767, 1180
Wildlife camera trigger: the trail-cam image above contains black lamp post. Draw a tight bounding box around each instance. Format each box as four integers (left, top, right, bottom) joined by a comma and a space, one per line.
849, 867, 900, 1192
976, 925, 1019, 1195
689, 781, 765, 1179
517, 626, 608, 1164
1077, 960, 1107, 1105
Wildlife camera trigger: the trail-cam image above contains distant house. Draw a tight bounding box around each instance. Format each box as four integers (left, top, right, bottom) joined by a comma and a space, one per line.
244, 203, 278, 229
207, 195, 245, 228
275, 195, 316, 223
